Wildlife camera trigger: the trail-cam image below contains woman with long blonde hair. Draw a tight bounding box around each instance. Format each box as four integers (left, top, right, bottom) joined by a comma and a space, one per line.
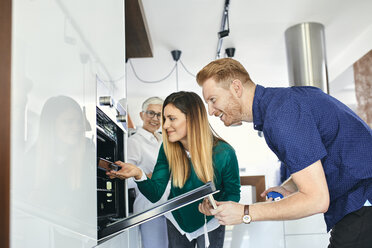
108, 91, 240, 248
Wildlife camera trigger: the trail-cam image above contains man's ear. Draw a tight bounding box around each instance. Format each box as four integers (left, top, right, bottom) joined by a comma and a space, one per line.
230, 79, 243, 97
139, 111, 145, 121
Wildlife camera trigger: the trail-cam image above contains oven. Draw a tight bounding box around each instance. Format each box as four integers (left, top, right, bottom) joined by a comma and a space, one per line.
96, 96, 128, 240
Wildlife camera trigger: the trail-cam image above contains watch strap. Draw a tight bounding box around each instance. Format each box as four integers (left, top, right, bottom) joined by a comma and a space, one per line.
244, 205, 249, 215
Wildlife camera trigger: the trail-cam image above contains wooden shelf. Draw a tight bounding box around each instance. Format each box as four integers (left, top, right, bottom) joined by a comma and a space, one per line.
240, 176, 266, 202
125, 0, 153, 59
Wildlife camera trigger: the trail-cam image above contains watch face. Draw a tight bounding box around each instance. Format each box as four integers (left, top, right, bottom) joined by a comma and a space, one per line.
243, 215, 251, 224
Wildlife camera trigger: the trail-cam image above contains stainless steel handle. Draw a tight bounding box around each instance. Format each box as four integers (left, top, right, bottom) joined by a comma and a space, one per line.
99, 96, 113, 107
116, 115, 126, 122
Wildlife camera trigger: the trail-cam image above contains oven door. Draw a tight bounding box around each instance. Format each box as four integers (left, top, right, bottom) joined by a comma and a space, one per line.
98, 181, 218, 242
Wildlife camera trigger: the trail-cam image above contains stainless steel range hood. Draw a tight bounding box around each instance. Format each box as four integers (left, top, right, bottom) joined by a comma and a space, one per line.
285, 22, 329, 93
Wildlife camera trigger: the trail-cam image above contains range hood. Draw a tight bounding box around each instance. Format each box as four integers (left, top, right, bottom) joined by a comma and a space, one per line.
285, 22, 329, 93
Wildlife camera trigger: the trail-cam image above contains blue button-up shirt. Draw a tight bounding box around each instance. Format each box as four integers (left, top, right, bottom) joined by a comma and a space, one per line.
252, 84, 372, 231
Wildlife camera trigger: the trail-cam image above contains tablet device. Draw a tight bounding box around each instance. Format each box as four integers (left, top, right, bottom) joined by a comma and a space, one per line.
208, 194, 217, 209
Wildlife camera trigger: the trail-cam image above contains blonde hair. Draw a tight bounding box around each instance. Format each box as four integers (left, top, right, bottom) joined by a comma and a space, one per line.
196, 58, 253, 89
162, 91, 220, 188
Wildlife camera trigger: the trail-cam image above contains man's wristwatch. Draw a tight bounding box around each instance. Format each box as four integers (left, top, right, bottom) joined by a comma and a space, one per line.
242, 205, 252, 224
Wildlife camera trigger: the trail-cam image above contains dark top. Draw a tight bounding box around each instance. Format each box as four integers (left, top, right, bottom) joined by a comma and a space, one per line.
252, 84, 372, 231
137, 140, 241, 233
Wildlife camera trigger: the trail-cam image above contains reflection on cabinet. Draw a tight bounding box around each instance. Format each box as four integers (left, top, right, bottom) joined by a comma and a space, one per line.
10, 0, 127, 246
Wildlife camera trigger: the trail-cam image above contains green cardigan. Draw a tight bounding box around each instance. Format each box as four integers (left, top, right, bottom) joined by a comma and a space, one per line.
137, 140, 241, 233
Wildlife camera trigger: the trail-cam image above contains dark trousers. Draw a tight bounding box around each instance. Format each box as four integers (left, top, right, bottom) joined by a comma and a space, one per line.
166, 219, 225, 248
328, 206, 372, 248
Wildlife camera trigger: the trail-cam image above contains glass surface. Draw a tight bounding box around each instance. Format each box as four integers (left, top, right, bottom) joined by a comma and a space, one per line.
11, 0, 125, 247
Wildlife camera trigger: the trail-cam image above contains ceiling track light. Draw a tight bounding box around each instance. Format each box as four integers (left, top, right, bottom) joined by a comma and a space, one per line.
225, 47, 235, 57
216, 0, 231, 59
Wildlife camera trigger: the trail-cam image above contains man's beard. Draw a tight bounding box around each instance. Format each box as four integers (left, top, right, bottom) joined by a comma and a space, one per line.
223, 97, 242, 126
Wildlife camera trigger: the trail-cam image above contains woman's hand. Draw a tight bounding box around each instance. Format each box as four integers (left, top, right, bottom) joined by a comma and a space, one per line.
198, 198, 216, 216
106, 161, 143, 180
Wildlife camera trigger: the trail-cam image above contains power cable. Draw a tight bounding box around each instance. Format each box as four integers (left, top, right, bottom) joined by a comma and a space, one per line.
96, 73, 125, 83
179, 60, 196, 78
128, 59, 177, 84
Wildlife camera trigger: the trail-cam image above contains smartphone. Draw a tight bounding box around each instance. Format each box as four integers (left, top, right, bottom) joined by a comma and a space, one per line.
208, 194, 217, 209
267, 191, 283, 201
97, 158, 121, 172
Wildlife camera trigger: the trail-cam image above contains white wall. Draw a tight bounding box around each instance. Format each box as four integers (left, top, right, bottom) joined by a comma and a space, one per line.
329, 65, 356, 111
328, 23, 372, 81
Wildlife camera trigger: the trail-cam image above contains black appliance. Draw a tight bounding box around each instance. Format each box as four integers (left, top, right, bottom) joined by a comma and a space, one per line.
96, 97, 128, 239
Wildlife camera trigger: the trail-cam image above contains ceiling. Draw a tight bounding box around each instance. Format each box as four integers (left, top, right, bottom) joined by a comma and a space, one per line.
126, 0, 372, 100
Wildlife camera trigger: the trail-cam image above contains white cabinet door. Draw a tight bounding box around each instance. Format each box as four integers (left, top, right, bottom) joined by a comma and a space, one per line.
11, 0, 125, 247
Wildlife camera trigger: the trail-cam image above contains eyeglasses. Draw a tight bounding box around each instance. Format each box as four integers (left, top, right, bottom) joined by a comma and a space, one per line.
144, 110, 162, 119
